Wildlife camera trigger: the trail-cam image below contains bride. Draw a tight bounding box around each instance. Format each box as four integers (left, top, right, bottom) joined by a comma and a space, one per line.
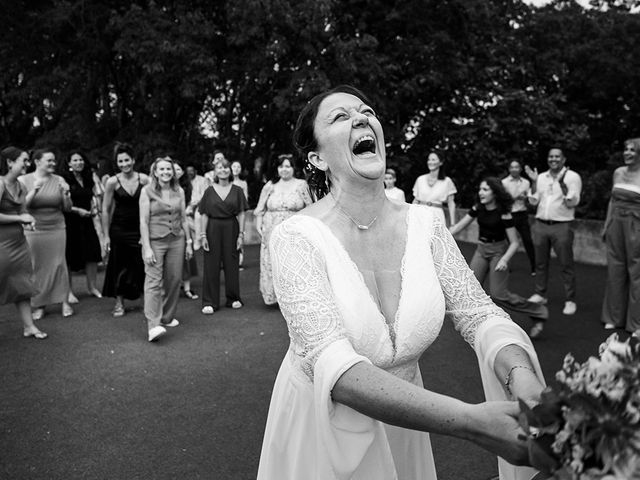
257, 85, 545, 480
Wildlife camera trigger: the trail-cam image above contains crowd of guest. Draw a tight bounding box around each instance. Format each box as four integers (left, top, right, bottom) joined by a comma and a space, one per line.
1, 138, 639, 342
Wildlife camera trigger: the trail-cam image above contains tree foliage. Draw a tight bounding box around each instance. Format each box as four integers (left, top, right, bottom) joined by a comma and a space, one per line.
1, 0, 638, 217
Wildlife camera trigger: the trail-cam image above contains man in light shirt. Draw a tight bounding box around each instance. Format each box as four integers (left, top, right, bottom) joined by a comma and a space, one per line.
525, 148, 582, 336
502, 160, 535, 275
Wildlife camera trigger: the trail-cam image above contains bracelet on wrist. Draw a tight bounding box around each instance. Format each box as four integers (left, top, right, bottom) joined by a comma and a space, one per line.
186, 239, 193, 244
504, 365, 536, 396
200, 233, 207, 238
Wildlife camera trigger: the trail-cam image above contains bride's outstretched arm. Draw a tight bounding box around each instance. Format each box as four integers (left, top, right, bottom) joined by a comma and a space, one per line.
429, 213, 545, 403
332, 361, 530, 466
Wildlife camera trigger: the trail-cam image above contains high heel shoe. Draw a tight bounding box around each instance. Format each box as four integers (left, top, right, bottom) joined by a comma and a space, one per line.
62, 304, 74, 317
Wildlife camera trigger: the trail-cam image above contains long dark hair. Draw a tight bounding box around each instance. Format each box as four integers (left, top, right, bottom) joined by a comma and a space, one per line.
175, 160, 192, 205
61, 150, 94, 187
479, 176, 513, 214
429, 151, 447, 180
293, 84, 374, 200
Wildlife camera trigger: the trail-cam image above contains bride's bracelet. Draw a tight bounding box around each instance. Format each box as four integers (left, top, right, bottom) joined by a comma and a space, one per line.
504, 365, 536, 396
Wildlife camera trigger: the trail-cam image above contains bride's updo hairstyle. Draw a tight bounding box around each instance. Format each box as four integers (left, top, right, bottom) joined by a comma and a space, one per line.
293, 85, 374, 201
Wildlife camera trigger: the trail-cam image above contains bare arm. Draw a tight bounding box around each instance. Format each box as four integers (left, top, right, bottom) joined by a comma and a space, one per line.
139, 187, 154, 265
446, 194, 456, 225
448, 213, 474, 236
495, 224, 520, 271
332, 362, 528, 465
101, 177, 117, 250
0, 182, 34, 226
180, 189, 193, 259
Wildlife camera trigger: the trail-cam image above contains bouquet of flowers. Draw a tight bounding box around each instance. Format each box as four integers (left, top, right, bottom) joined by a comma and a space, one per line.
519, 334, 640, 480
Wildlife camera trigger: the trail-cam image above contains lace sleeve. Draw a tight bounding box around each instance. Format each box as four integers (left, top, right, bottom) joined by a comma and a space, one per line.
270, 219, 348, 381
429, 214, 511, 346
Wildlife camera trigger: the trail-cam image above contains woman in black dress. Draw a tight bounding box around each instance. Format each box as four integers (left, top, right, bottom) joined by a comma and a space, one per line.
199, 158, 248, 314
61, 150, 104, 301
101, 143, 150, 317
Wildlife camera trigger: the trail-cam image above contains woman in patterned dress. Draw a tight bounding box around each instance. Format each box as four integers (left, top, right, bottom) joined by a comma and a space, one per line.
254, 154, 313, 305
0, 147, 46, 339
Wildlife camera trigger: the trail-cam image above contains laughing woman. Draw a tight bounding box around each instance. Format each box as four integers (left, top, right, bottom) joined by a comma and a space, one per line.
0, 147, 46, 339
101, 143, 149, 316
449, 177, 549, 338
19, 149, 74, 320
139, 157, 192, 342
257, 86, 545, 480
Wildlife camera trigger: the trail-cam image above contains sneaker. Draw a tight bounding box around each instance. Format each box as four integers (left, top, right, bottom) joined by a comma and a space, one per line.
529, 322, 544, 339
603, 323, 616, 330
562, 301, 577, 315
231, 301, 243, 309
201, 306, 214, 315
527, 294, 548, 305
148, 326, 166, 342
162, 319, 180, 328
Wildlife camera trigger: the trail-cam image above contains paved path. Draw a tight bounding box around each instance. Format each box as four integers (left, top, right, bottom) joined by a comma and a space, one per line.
0, 243, 619, 480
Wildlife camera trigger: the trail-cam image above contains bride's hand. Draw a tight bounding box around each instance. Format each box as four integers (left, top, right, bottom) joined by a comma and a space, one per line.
465, 401, 530, 467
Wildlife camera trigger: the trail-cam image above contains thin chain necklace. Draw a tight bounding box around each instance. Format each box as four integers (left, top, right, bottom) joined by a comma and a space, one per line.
330, 191, 378, 230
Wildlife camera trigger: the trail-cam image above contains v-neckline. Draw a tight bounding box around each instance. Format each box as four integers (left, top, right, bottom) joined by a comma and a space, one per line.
213, 184, 232, 202
3, 178, 22, 201
299, 207, 412, 353
118, 174, 139, 197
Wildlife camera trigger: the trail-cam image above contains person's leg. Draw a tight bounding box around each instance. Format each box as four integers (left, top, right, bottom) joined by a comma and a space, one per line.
469, 244, 490, 286
602, 215, 627, 327
207, 219, 223, 309
85, 261, 100, 296
551, 222, 576, 302
144, 238, 168, 330
532, 221, 550, 298
624, 215, 640, 333
514, 212, 536, 273
161, 235, 185, 324
19, 299, 47, 337
221, 218, 241, 306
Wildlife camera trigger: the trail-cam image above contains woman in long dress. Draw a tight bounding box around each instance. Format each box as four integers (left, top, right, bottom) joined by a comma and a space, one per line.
61, 150, 104, 301
412, 152, 457, 225
602, 137, 640, 337
101, 143, 149, 316
257, 86, 545, 480
19, 149, 74, 320
254, 154, 313, 305
449, 178, 548, 339
0, 147, 46, 339
199, 158, 248, 314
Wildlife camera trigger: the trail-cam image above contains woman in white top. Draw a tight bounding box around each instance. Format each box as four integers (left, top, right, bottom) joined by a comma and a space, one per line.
383, 168, 405, 202
257, 85, 545, 480
412, 152, 457, 225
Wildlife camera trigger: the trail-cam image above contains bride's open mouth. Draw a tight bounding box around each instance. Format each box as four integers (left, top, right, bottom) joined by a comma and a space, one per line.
352, 135, 376, 158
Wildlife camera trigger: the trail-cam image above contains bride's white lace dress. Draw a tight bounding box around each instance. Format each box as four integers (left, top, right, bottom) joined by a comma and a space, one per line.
257, 205, 542, 480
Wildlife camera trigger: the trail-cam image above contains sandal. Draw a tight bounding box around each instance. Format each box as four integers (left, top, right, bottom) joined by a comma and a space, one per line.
62, 304, 74, 318
32, 308, 45, 321
68, 292, 79, 304
24, 329, 48, 340
183, 289, 199, 300
112, 303, 125, 317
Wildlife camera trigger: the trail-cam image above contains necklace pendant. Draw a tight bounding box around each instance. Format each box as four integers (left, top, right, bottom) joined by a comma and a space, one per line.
357, 224, 369, 230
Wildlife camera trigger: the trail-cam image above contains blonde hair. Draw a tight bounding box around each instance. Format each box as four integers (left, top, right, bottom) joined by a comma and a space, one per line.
149, 157, 179, 194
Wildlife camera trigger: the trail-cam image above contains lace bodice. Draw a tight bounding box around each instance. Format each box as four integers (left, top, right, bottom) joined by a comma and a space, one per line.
269, 205, 510, 383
